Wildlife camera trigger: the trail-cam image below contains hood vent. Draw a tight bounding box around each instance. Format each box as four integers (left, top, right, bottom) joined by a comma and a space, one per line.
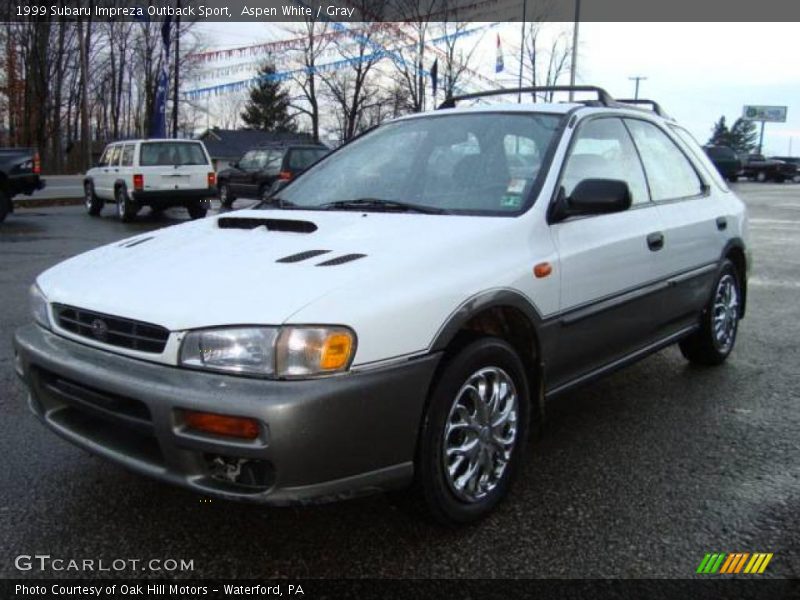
276, 249, 331, 263
316, 253, 366, 267
218, 217, 317, 234
119, 236, 154, 248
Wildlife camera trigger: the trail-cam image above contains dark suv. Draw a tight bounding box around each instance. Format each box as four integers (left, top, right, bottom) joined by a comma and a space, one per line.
703, 145, 742, 182
217, 143, 329, 208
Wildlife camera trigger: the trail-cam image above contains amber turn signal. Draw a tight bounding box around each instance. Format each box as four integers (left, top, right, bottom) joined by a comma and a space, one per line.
534, 262, 553, 278
182, 410, 260, 440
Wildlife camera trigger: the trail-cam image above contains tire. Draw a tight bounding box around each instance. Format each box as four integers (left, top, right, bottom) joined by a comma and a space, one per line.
84, 182, 103, 216
775, 176, 785, 184
115, 185, 137, 222
756, 171, 767, 183
679, 259, 741, 366
415, 337, 530, 525
0, 188, 9, 223
218, 182, 234, 208
727, 174, 738, 183
187, 203, 208, 219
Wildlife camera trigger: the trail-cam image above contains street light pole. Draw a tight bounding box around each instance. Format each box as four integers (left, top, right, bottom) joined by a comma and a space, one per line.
568, 0, 581, 101
628, 75, 647, 99
517, 0, 527, 103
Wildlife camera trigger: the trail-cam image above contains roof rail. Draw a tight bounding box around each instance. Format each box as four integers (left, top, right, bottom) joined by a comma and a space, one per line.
614, 98, 669, 118
438, 86, 614, 109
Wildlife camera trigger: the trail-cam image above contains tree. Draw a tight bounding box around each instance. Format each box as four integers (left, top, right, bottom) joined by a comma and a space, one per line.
708, 116, 758, 155
708, 116, 729, 146
240, 63, 296, 132
287, 19, 330, 143
728, 118, 758, 155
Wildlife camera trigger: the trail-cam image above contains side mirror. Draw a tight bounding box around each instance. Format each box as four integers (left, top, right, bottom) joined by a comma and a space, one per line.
551, 178, 631, 222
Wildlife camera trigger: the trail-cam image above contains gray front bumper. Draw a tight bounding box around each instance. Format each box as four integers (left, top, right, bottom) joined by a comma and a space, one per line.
13, 325, 441, 504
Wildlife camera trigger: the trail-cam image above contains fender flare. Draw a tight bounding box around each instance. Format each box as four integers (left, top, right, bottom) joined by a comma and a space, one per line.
720, 237, 748, 318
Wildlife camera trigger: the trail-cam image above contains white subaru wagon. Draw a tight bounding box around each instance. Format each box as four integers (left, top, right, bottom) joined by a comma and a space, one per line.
15, 87, 749, 524
84, 139, 216, 221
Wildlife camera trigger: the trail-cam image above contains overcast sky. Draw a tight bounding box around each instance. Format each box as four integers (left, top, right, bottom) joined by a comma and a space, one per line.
194, 21, 800, 155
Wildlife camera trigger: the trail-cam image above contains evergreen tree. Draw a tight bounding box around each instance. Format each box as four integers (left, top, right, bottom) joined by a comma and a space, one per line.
728, 118, 759, 155
708, 116, 730, 146
240, 64, 296, 133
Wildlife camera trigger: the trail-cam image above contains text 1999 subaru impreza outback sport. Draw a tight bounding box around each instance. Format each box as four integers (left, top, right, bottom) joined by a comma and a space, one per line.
14, 87, 749, 524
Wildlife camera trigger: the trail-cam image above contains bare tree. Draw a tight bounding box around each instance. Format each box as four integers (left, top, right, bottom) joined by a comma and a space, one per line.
322, 9, 389, 142
521, 17, 573, 102
286, 19, 330, 142
438, 20, 484, 101
389, 0, 441, 113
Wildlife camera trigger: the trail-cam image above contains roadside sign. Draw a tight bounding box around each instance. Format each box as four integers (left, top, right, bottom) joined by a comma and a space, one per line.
743, 105, 787, 122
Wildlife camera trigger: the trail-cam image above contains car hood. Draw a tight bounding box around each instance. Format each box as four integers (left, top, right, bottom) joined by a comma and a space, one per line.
38, 209, 512, 331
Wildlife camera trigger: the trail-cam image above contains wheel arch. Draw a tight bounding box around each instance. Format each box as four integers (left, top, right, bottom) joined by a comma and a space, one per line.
430, 290, 547, 428
721, 238, 748, 318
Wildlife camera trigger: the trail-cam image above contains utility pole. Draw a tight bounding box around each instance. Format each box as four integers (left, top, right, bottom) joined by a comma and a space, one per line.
172, 0, 181, 138
517, 0, 527, 103
628, 75, 647, 99
568, 0, 581, 101
77, 17, 91, 171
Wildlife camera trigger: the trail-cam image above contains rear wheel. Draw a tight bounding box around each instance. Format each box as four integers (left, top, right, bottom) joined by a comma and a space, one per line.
679, 260, 741, 366
415, 337, 530, 525
84, 182, 103, 216
115, 186, 137, 222
727, 174, 738, 183
187, 202, 208, 219
218, 182, 234, 208
756, 171, 767, 183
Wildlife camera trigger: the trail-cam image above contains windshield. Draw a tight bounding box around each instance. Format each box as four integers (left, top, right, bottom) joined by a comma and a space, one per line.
140, 142, 209, 166
274, 112, 563, 215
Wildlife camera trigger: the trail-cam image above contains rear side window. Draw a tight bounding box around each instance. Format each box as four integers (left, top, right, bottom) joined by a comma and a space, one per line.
625, 119, 704, 201
121, 144, 135, 167
287, 148, 327, 170
139, 142, 209, 167
561, 117, 650, 205
264, 149, 285, 173
97, 147, 111, 167
673, 127, 729, 190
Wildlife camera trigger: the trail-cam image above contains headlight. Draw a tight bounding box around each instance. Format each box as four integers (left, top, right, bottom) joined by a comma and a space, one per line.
179, 327, 279, 376
179, 326, 355, 378
30, 283, 50, 329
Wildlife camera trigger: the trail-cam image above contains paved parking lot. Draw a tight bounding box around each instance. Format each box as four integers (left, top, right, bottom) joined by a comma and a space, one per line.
0, 184, 798, 579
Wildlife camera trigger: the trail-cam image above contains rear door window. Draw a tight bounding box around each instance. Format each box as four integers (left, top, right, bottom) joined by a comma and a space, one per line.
287, 148, 328, 170
107, 145, 121, 167
625, 119, 704, 201
120, 144, 135, 167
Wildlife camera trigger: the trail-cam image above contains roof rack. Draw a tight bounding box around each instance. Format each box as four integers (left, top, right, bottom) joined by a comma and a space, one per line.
613, 98, 669, 118
438, 86, 614, 110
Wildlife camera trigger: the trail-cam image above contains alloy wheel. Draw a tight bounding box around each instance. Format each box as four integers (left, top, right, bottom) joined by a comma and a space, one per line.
442, 366, 519, 503
712, 273, 739, 353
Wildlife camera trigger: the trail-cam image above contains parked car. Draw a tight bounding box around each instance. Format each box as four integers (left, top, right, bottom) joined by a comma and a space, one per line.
0, 148, 46, 223
83, 139, 216, 221
217, 142, 329, 208
769, 156, 800, 182
741, 153, 797, 183
703, 145, 742, 182
14, 86, 749, 524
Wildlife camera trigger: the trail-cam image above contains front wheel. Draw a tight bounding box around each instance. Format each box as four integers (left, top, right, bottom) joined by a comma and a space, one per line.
85, 182, 103, 216
415, 337, 530, 525
679, 260, 741, 366
0, 189, 9, 223
756, 171, 767, 183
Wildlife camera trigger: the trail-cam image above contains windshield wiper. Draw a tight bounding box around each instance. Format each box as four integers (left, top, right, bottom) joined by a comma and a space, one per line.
255, 197, 299, 210
318, 198, 449, 214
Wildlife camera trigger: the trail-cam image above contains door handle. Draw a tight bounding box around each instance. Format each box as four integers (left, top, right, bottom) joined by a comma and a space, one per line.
647, 232, 664, 252
716, 216, 728, 231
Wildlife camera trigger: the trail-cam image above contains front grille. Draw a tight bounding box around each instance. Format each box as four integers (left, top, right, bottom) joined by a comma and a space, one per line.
54, 304, 169, 353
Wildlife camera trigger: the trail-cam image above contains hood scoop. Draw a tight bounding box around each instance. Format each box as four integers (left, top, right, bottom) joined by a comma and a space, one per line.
218, 217, 317, 234
316, 253, 366, 266
276, 249, 331, 263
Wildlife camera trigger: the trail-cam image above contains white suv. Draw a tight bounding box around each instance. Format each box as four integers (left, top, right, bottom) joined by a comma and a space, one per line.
15, 88, 749, 524
84, 139, 216, 221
